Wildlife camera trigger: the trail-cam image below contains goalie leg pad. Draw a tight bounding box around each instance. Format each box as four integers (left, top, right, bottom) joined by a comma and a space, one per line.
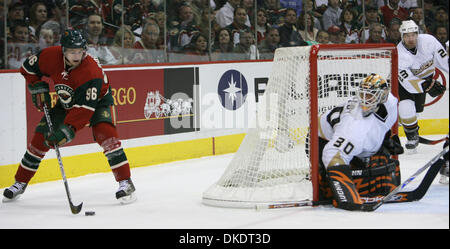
93, 122, 130, 182
327, 164, 364, 210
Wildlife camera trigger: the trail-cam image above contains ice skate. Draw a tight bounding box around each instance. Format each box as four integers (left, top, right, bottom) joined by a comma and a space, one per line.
439, 161, 449, 184
405, 139, 418, 154
2, 181, 27, 202
404, 127, 419, 154
116, 178, 136, 204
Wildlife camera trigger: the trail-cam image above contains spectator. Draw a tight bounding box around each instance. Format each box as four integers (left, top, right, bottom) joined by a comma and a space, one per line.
154, 11, 167, 50
410, 7, 428, 34
258, 27, 281, 59
40, 20, 62, 46
7, 2, 25, 27
322, 0, 342, 31
226, 6, 252, 46
198, 7, 218, 37
254, 8, 271, 44
37, 27, 55, 50
433, 25, 448, 49
7, 20, 36, 69
316, 29, 330, 43
84, 14, 109, 46
297, 11, 319, 42
398, 0, 418, 10
359, 5, 385, 42
232, 30, 259, 60
280, 0, 303, 16
380, 0, 409, 26
365, 22, 385, 43
48, 0, 68, 28
84, 14, 118, 65
429, 6, 448, 33
109, 25, 138, 64
29, 2, 49, 38
423, 0, 435, 28
242, 0, 256, 26
211, 28, 234, 61
303, 0, 323, 30
314, 0, 329, 15
168, 4, 201, 51
8, 20, 30, 43
385, 18, 402, 44
69, 0, 115, 41
263, 0, 285, 27
134, 22, 165, 63
278, 8, 308, 47
183, 33, 210, 61
216, 0, 250, 28
339, 7, 359, 43
327, 25, 341, 43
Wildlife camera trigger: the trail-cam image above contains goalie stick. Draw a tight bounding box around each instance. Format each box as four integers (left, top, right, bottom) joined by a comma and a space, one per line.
43, 104, 83, 214
419, 136, 448, 145
361, 146, 448, 211
257, 147, 447, 210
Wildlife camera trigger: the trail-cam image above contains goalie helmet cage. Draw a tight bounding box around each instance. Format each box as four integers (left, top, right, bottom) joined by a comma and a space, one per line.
202, 44, 398, 208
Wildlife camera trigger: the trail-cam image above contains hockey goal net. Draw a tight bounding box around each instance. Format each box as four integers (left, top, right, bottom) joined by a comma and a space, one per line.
202, 44, 398, 208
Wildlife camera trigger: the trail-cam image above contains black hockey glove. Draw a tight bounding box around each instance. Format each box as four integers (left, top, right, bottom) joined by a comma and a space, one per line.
383, 134, 404, 155
28, 81, 51, 111
422, 79, 446, 98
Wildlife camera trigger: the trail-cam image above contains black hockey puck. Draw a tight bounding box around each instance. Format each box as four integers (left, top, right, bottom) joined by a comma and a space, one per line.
85, 211, 95, 216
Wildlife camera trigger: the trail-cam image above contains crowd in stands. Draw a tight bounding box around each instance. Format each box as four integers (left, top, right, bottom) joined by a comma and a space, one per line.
0, 0, 448, 69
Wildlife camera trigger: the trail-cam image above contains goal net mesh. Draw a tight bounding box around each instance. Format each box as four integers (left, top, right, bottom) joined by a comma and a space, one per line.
202, 45, 394, 208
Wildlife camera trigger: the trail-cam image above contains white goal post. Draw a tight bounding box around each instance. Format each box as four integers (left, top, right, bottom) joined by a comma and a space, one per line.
202, 44, 398, 208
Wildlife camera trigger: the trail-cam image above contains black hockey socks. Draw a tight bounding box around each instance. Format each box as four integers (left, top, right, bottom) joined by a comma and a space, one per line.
327, 164, 364, 211
403, 123, 419, 150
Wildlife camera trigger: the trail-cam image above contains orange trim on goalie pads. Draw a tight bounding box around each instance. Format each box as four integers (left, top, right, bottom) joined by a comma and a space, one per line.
328, 169, 363, 205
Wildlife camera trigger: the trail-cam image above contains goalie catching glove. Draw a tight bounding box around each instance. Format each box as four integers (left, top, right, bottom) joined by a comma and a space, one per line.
28, 81, 51, 112
44, 123, 75, 148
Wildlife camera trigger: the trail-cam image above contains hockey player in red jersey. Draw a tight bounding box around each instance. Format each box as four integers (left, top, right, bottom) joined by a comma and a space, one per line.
3, 29, 136, 204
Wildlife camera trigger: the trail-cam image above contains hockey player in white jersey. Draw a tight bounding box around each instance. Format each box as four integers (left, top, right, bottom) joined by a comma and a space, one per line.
318, 74, 402, 210
397, 20, 448, 151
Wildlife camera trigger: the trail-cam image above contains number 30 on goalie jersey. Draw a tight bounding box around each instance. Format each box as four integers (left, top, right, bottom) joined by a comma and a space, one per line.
318, 93, 398, 167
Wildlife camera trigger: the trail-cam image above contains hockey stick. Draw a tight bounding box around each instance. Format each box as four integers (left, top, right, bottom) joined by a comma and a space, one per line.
361, 146, 448, 212
258, 157, 443, 210
43, 104, 83, 214
256, 200, 332, 210
418, 136, 448, 145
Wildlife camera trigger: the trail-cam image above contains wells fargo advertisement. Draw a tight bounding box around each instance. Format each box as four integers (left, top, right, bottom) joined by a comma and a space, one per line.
25, 67, 198, 146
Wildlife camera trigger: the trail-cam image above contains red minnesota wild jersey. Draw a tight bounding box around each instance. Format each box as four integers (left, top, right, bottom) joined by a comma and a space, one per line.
20, 46, 112, 131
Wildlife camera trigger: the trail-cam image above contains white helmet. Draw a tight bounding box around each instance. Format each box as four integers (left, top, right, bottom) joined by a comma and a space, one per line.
399, 20, 419, 35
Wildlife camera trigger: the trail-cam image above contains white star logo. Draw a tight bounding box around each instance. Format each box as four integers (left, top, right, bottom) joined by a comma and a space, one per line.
223, 74, 242, 103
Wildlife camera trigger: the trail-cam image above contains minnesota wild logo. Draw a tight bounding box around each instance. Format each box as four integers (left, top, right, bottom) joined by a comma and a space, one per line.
55, 84, 75, 109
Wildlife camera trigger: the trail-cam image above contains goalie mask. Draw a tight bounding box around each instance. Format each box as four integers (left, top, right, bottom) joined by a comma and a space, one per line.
357, 74, 390, 116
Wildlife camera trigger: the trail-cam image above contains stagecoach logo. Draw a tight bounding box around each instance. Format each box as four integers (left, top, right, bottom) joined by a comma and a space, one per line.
55, 84, 75, 109
217, 69, 248, 110
144, 90, 193, 119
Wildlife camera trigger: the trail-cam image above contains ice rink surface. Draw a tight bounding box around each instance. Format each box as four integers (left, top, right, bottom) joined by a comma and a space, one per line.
0, 135, 448, 229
